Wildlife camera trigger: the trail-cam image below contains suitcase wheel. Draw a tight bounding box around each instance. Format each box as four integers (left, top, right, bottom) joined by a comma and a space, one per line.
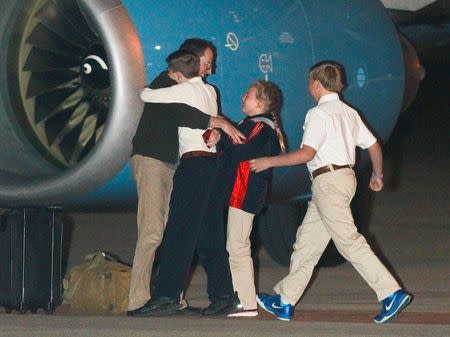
30, 307, 38, 314
4, 306, 12, 314
44, 302, 55, 314
17, 307, 27, 314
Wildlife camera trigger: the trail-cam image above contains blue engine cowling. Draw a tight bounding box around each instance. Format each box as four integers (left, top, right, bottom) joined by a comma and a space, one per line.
72, 0, 404, 207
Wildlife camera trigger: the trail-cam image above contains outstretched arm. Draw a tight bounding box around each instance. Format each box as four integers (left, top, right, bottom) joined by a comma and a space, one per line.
140, 86, 186, 104
210, 116, 245, 144
367, 141, 384, 191
250, 145, 316, 173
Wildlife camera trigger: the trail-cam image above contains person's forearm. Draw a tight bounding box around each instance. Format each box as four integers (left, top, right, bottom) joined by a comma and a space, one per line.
268, 145, 316, 168
209, 116, 229, 129
209, 116, 245, 143
175, 108, 210, 129
140, 88, 158, 102
368, 142, 383, 178
140, 87, 186, 104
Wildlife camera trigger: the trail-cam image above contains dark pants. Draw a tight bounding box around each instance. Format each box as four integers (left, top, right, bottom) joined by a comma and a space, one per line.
153, 156, 234, 301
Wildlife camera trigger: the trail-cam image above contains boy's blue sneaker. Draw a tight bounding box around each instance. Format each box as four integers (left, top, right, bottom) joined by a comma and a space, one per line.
256, 293, 293, 321
374, 290, 412, 323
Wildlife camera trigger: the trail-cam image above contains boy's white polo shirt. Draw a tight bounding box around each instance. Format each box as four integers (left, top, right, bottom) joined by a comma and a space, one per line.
301, 93, 376, 173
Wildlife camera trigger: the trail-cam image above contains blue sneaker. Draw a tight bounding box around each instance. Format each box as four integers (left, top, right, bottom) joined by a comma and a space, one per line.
374, 290, 412, 323
256, 293, 293, 321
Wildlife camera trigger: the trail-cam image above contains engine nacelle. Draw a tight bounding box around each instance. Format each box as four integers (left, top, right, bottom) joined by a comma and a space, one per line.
0, 0, 144, 207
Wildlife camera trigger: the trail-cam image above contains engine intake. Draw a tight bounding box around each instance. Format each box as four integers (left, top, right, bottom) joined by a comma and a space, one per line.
0, 0, 144, 206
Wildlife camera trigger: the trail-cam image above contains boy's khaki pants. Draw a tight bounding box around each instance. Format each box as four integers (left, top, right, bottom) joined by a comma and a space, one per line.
226, 206, 257, 310
274, 168, 400, 305
128, 155, 174, 310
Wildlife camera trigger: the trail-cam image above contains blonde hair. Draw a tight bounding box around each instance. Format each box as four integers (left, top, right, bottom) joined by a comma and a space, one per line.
308, 61, 345, 93
250, 80, 286, 153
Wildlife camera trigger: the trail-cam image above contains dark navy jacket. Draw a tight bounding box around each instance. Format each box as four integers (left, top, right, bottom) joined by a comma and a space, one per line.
221, 113, 281, 214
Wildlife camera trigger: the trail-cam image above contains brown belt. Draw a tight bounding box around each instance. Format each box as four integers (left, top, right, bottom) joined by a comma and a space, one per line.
181, 151, 216, 160
311, 164, 352, 179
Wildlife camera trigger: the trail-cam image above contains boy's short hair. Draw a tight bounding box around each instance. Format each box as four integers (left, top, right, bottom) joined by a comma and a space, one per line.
309, 61, 346, 93
165, 50, 200, 79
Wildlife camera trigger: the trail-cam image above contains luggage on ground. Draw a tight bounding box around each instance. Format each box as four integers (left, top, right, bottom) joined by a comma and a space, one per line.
0, 208, 63, 314
63, 252, 131, 313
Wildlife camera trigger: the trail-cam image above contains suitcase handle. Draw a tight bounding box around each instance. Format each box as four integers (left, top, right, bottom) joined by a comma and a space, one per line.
0, 212, 8, 232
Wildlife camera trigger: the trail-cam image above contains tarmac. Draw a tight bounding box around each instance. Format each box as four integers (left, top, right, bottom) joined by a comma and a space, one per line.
0, 64, 449, 336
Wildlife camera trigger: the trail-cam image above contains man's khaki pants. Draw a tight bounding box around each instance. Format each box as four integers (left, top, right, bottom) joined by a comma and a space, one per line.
226, 206, 257, 310
128, 155, 175, 310
274, 168, 400, 305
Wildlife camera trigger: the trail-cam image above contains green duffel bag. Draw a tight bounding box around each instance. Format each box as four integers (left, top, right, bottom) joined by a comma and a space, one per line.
63, 252, 131, 313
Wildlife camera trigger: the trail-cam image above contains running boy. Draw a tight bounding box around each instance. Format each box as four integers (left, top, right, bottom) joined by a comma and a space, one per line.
224, 81, 286, 317
250, 61, 412, 323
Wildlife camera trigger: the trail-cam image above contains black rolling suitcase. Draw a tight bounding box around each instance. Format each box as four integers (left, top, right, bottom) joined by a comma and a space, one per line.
0, 208, 63, 314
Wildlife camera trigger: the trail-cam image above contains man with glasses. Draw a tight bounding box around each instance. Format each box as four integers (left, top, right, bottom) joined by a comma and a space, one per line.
179, 38, 215, 77
128, 38, 243, 316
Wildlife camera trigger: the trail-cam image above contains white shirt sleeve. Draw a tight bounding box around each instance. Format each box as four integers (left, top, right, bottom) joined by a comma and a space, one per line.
301, 108, 327, 151
140, 84, 190, 105
356, 114, 377, 149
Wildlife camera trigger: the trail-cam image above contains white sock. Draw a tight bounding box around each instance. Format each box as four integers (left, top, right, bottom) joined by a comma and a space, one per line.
280, 297, 289, 306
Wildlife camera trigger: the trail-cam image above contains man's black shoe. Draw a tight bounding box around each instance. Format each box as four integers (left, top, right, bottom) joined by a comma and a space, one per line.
129, 297, 182, 317
202, 293, 239, 316
178, 305, 203, 316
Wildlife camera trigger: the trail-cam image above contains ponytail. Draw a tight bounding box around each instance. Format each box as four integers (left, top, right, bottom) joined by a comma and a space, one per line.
271, 110, 287, 153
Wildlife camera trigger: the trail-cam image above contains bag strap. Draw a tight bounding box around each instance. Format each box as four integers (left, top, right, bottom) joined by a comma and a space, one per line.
85, 252, 117, 266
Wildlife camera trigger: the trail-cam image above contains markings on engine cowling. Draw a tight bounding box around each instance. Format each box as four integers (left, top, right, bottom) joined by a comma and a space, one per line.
225, 32, 239, 51
356, 67, 367, 88
259, 53, 273, 81
82, 55, 108, 74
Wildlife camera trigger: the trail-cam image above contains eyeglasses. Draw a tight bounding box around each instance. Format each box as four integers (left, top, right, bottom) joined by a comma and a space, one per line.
200, 59, 213, 70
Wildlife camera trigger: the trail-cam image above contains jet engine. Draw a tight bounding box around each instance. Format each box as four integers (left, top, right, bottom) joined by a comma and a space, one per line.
0, 0, 144, 206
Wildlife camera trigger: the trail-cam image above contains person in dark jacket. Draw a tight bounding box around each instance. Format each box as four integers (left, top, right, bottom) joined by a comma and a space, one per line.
224, 80, 286, 317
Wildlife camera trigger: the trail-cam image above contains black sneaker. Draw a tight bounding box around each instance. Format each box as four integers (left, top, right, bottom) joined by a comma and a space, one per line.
129, 297, 182, 317
202, 293, 239, 316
